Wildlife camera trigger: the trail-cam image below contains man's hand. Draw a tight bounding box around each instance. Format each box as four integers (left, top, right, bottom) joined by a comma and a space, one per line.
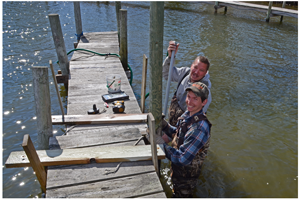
168, 41, 179, 58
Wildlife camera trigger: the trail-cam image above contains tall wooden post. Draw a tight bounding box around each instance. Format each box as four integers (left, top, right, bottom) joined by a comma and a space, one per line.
115, 1, 121, 44
48, 14, 69, 76
140, 54, 148, 113
280, 1, 286, 22
149, 2, 164, 136
32, 66, 53, 150
266, 1, 273, 22
74, 2, 83, 42
120, 9, 128, 71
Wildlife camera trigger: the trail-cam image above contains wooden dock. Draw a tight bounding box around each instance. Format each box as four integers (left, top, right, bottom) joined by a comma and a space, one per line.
45, 31, 166, 198
201, 1, 297, 20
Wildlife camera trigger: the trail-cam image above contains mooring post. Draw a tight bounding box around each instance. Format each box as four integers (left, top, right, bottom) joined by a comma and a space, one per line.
115, 1, 121, 44
149, 2, 164, 136
73, 2, 83, 42
32, 66, 53, 150
224, 6, 227, 14
140, 54, 148, 113
214, 1, 219, 13
266, 1, 273, 22
120, 9, 128, 71
280, 1, 286, 22
22, 134, 47, 193
48, 13, 69, 87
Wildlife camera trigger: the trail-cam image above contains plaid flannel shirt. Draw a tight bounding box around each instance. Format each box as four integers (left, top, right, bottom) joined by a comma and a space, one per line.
163, 109, 210, 166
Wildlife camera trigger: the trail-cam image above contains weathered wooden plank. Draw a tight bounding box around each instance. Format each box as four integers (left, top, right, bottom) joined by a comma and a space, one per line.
50, 139, 144, 150
49, 128, 143, 149
140, 192, 166, 198
5, 145, 165, 168
62, 123, 147, 137
70, 59, 120, 66
46, 161, 155, 189
46, 172, 164, 198
22, 134, 47, 193
70, 48, 119, 59
51, 114, 147, 125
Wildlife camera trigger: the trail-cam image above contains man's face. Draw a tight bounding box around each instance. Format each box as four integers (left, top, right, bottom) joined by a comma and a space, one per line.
185, 91, 207, 116
190, 59, 208, 82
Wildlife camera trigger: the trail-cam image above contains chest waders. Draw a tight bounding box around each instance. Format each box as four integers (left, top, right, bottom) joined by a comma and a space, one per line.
170, 114, 212, 198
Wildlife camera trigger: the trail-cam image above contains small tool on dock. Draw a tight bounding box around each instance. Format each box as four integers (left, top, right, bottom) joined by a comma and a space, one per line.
112, 101, 125, 113
87, 104, 99, 114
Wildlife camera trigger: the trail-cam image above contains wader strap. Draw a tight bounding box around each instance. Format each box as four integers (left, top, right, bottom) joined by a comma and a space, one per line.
174, 70, 190, 96
175, 114, 212, 148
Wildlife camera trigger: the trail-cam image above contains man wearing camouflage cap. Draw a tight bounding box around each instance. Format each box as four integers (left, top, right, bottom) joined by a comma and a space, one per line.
157, 82, 212, 198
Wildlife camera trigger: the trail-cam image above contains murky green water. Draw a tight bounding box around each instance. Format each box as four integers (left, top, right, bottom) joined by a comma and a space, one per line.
2, 2, 297, 198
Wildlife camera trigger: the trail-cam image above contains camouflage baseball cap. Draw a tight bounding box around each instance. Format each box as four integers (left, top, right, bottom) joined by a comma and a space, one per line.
185, 82, 209, 100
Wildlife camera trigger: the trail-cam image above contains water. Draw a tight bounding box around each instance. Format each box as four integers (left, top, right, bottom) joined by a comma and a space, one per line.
2, 2, 297, 198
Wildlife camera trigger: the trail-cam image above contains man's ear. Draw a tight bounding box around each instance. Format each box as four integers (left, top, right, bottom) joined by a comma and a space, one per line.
202, 98, 208, 106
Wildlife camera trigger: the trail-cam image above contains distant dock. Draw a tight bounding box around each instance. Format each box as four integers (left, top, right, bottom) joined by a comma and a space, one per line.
202, 1, 297, 22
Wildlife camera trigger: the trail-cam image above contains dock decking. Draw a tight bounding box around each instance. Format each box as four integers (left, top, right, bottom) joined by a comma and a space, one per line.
46, 32, 166, 198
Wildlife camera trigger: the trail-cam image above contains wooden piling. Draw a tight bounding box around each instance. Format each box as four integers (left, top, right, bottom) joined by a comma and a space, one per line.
22, 134, 47, 193
48, 14, 69, 76
73, 2, 83, 42
120, 9, 128, 71
280, 1, 286, 22
115, 1, 121, 44
149, 2, 164, 136
214, 1, 219, 13
32, 66, 53, 150
140, 54, 148, 113
266, 1, 273, 22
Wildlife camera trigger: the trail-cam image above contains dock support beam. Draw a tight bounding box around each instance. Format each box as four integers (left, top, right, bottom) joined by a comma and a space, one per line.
280, 1, 286, 22
74, 2, 83, 42
22, 134, 47, 193
214, 1, 219, 13
149, 2, 164, 136
48, 13, 69, 89
266, 1, 273, 22
120, 9, 128, 71
115, 1, 121, 44
148, 113, 159, 176
32, 67, 53, 150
